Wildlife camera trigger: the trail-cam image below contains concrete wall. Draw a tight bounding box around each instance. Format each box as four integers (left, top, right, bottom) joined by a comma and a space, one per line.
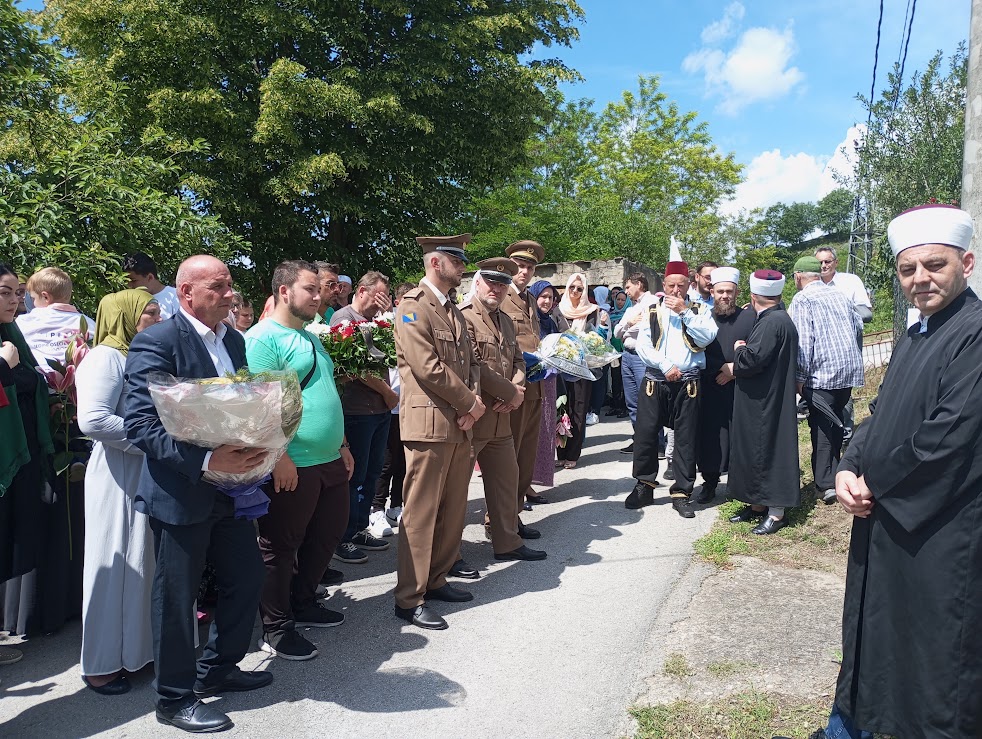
459, 257, 663, 295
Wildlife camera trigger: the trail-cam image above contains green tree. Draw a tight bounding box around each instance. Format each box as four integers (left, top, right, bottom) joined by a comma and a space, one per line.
0, 1, 244, 314
48, 0, 584, 295
763, 201, 818, 246
815, 188, 854, 236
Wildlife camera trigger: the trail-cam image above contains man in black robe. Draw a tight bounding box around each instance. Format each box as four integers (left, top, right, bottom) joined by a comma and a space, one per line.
725, 270, 800, 535
823, 204, 982, 739
695, 267, 755, 504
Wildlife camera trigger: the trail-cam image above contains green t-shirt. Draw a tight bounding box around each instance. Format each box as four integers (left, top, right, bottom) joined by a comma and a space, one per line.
245, 318, 343, 468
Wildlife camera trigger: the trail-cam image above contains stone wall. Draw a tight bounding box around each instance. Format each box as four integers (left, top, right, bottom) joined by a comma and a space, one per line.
459, 257, 663, 295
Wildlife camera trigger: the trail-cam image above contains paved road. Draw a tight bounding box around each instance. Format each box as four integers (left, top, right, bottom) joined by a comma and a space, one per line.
0, 417, 714, 738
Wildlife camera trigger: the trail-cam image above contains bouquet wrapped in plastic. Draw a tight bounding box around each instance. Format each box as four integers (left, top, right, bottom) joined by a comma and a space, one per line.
307, 312, 396, 381
147, 369, 303, 518
577, 330, 621, 369
524, 331, 595, 382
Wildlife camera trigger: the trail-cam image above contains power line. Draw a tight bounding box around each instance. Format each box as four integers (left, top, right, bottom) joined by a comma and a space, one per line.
896, 0, 918, 99
868, 0, 885, 125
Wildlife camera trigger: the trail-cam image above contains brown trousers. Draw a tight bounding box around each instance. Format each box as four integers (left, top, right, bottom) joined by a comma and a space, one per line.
473, 435, 523, 554
395, 440, 473, 609
510, 380, 543, 511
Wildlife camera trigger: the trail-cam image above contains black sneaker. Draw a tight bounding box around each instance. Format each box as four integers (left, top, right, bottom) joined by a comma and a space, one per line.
351, 530, 390, 551
333, 542, 368, 564
294, 603, 345, 628
320, 568, 344, 586
620, 442, 634, 454
663, 462, 675, 480
259, 630, 318, 661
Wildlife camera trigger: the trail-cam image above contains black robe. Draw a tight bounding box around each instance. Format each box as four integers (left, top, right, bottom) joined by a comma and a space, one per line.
728, 305, 800, 508
698, 307, 756, 479
835, 289, 982, 738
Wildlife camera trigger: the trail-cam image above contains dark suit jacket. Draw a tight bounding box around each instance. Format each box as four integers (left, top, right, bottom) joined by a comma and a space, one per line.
124, 312, 247, 525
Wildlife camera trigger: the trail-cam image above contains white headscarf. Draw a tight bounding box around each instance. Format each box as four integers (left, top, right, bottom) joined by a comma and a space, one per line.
558, 272, 598, 331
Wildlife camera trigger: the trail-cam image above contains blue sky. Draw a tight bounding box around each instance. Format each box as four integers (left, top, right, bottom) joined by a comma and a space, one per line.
550, 0, 969, 213
20, 0, 968, 214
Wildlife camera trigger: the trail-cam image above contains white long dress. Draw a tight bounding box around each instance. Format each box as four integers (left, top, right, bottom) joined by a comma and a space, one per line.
76, 345, 154, 676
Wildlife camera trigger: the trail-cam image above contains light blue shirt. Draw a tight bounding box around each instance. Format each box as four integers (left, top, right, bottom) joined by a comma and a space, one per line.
636, 300, 718, 374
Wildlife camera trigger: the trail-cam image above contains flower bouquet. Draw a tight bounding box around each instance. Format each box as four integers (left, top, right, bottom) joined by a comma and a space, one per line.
524, 331, 595, 382
307, 313, 396, 381
148, 368, 303, 518
577, 330, 621, 369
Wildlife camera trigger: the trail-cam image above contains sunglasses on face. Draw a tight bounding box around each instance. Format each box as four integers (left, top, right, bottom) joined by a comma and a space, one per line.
569, 286, 584, 294
323, 280, 341, 290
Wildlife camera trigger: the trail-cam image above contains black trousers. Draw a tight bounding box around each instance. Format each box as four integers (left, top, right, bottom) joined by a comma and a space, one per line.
803, 386, 852, 491
149, 492, 264, 709
633, 375, 700, 496
697, 372, 736, 486
557, 379, 589, 462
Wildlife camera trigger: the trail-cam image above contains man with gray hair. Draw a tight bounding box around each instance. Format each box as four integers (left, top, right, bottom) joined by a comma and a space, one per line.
788, 255, 864, 505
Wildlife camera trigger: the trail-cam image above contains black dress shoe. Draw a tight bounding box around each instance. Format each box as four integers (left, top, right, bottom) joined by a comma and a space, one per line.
728, 505, 766, 524
523, 502, 533, 511
694, 483, 717, 505
193, 668, 273, 698
752, 516, 788, 535
395, 604, 448, 630
517, 521, 541, 539
82, 674, 131, 696
448, 559, 480, 579
156, 699, 233, 733
672, 498, 696, 519
624, 481, 654, 509
494, 544, 547, 561
620, 442, 634, 454
320, 567, 344, 586
425, 584, 474, 602
663, 463, 675, 480
526, 494, 549, 505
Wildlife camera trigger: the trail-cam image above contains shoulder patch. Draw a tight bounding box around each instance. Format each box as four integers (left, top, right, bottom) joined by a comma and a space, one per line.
402, 312, 417, 323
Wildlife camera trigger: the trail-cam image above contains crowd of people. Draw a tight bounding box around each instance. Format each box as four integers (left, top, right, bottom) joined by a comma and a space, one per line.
0, 202, 980, 738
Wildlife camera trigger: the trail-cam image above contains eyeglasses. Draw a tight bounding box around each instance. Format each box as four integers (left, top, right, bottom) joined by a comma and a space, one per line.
819, 259, 836, 265
322, 280, 341, 290
569, 286, 584, 294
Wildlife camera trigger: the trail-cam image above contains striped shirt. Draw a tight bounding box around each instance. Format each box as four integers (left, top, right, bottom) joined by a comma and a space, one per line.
788, 281, 865, 389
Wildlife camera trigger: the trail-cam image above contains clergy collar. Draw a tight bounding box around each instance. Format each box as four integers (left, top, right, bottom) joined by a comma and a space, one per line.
917, 288, 976, 336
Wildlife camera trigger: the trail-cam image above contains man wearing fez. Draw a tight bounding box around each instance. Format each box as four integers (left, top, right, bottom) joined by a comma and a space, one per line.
626, 241, 718, 518
725, 270, 800, 535
694, 267, 755, 504
787, 255, 864, 506
461, 259, 546, 563
822, 205, 982, 739
501, 240, 549, 526
393, 234, 485, 630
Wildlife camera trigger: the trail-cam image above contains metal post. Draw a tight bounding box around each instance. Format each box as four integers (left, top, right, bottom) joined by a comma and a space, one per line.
964, 0, 982, 294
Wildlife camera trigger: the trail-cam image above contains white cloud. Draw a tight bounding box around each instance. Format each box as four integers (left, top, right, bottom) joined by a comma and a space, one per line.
720, 125, 864, 217
683, 10, 804, 114
701, 2, 745, 44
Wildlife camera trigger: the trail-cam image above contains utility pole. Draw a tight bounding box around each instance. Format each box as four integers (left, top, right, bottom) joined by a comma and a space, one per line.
964, 0, 982, 294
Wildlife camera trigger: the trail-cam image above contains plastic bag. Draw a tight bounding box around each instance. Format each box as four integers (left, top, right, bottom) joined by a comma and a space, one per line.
147, 369, 303, 489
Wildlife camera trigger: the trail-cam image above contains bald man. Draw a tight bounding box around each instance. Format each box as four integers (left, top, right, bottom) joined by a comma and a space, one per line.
124, 255, 272, 732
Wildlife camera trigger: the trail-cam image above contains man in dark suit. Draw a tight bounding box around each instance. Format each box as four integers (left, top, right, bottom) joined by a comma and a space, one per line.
124, 255, 271, 733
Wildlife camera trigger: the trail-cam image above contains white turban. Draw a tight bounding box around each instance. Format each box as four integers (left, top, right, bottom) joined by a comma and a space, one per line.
748, 269, 785, 297
887, 204, 973, 257
710, 266, 739, 285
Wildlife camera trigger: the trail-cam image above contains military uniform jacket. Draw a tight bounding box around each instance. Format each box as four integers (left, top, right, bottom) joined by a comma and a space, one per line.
395, 282, 480, 443
502, 288, 541, 355
460, 298, 525, 440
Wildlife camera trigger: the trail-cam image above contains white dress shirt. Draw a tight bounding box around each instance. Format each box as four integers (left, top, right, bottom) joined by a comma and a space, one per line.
824, 271, 872, 309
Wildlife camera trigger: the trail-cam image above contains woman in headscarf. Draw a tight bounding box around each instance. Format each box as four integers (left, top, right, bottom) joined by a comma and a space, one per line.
76, 288, 161, 694
554, 273, 597, 468
0, 264, 54, 666
606, 288, 632, 418
527, 280, 561, 498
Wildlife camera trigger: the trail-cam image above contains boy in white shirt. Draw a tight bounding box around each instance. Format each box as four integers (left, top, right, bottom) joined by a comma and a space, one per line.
16, 267, 95, 369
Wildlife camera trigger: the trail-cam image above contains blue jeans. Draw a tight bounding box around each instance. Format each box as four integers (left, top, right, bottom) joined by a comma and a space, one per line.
620, 351, 645, 426
342, 412, 391, 543
824, 704, 873, 739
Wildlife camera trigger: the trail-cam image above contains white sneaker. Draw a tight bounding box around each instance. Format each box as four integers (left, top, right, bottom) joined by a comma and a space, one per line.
369, 510, 393, 537
585, 412, 599, 426
385, 506, 403, 526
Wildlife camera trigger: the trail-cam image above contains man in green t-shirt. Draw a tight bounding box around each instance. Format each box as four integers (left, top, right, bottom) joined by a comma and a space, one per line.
245, 260, 353, 661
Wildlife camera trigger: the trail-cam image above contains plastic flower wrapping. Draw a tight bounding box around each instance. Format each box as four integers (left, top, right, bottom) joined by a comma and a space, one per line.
524, 331, 595, 382
576, 330, 621, 369
307, 313, 396, 380
148, 368, 303, 499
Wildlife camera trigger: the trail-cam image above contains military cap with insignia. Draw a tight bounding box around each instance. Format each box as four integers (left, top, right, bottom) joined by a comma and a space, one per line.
416, 233, 471, 262
475, 257, 518, 285
506, 240, 545, 265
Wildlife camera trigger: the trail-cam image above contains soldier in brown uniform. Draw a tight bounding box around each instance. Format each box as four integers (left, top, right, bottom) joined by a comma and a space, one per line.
393, 234, 486, 631
461, 259, 548, 562
501, 240, 547, 536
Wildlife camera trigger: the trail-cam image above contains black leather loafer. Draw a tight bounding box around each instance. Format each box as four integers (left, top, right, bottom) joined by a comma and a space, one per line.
694, 484, 717, 505
526, 494, 549, 505
320, 567, 344, 586
728, 505, 766, 524
395, 604, 448, 630
752, 516, 788, 536
672, 498, 696, 519
156, 698, 232, 733
82, 674, 131, 696
494, 545, 547, 561
448, 559, 480, 579
517, 521, 541, 539
193, 668, 273, 698
625, 481, 654, 509
425, 584, 474, 603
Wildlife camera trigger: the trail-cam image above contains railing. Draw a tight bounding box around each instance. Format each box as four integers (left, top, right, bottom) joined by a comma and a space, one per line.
862, 330, 893, 369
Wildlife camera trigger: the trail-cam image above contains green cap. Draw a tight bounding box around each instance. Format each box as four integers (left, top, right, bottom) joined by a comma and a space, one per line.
792, 255, 822, 274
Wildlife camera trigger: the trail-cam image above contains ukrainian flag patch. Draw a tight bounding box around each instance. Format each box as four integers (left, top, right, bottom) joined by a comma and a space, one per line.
402, 312, 417, 323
